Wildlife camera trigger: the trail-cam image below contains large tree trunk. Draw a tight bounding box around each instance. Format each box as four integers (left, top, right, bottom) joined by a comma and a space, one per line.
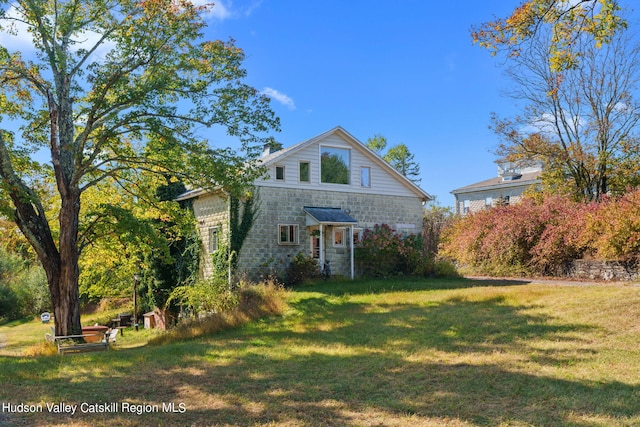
52, 192, 83, 337
1, 86, 84, 337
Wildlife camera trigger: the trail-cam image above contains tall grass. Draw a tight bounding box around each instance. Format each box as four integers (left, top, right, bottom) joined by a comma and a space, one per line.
149, 281, 287, 346
1, 277, 640, 426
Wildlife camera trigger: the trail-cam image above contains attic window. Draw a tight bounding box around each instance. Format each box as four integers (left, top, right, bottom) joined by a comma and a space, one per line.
321, 146, 350, 184
275, 165, 285, 181
502, 172, 522, 182
299, 161, 310, 183
360, 167, 371, 187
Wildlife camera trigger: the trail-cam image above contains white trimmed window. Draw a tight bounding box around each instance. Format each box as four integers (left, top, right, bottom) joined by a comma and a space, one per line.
360, 167, 371, 187
208, 227, 220, 253
320, 146, 350, 184
299, 161, 310, 183
278, 224, 299, 245
275, 165, 285, 181
485, 197, 493, 208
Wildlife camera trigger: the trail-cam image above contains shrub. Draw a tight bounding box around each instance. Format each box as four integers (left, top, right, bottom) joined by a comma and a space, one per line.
528, 195, 596, 273
285, 252, 319, 286
441, 204, 538, 276
0, 284, 21, 321
356, 224, 404, 277
356, 224, 427, 277
150, 280, 286, 346
441, 195, 595, 276
166, 276, 239, 317
0, 247, 49, 321
585, 190, 640, 260
423, 203, 455, 257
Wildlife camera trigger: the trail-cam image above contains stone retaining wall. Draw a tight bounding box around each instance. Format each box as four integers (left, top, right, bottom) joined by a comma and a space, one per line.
561, 259, 640, 281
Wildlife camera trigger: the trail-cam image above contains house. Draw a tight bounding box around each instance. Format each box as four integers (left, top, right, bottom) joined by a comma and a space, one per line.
451, 158, 542, 215
177, 126, 432, 280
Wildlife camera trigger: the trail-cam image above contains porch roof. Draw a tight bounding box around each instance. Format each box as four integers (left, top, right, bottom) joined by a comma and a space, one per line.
304, 207, 358, 226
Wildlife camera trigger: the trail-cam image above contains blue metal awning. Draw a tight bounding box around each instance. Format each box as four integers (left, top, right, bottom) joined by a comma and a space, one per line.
304, 207, 357, 226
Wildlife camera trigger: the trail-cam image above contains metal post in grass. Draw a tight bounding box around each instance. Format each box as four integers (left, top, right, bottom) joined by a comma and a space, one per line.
133, 274, 140, 331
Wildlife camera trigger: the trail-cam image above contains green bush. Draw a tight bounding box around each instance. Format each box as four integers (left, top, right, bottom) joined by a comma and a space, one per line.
285, 252, 319, 286
0, 247, 49, 321
166, 277, 239, 317
0, 284, 21, 321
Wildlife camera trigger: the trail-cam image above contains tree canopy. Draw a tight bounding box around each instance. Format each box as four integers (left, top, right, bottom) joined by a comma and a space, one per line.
491, 22, 640, 201
0, 0, 279, 335
472, 0, 627, 71
365, 135, 421, 185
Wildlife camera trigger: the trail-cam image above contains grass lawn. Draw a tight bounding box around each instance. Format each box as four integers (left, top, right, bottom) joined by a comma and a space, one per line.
1, 277, 640, 426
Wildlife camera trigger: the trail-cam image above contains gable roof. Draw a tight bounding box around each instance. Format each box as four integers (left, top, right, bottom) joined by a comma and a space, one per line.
261, 126, 431, 201
176, 126, 431, 202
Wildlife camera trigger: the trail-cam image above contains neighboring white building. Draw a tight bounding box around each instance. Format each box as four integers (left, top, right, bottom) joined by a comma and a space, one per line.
177, 126, 432, 280
451, 159, 542, 215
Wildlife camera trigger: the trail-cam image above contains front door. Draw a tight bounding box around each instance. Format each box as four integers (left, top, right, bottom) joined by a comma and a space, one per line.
311, 235, 320, 259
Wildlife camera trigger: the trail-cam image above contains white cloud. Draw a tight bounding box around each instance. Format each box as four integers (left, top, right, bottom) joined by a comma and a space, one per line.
192, 0, 232, 20
0, 6, 36, 51
0, 5, 115, 60
262, 87, 296, 110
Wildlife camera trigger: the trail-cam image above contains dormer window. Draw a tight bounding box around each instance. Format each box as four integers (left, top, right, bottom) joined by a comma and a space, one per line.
502, 172, 522, 182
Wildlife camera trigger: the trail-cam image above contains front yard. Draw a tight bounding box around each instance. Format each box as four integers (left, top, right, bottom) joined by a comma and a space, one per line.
1, 277, 639, 426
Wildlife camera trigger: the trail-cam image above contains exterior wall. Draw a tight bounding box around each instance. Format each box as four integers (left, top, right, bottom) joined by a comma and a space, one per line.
236, 186, 424, 280
454, 185, 529, 215
191, 193, 229, 279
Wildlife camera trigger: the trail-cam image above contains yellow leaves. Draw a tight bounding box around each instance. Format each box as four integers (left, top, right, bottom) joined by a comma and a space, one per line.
473, 0, 627, 72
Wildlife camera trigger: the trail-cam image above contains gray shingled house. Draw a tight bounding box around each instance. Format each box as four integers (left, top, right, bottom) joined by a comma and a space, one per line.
451, 159, 542, 215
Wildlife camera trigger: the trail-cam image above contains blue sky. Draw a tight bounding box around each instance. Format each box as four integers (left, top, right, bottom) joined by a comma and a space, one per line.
201, 0, 523, 206
0, 0, 526, 206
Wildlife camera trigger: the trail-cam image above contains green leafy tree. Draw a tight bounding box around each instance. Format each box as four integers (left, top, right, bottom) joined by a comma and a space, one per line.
384, 144, 421, 185
365, 134, 387, 154
0, 0, 279, 336
366, 135, 422, 185
472, 0, 627, 71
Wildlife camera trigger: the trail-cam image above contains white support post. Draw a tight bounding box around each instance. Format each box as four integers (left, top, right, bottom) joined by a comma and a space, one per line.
350, 225, 354, 280
319, 224, 324, 269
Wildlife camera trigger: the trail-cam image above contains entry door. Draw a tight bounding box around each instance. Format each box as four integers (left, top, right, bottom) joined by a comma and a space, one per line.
311, 235, 320, 259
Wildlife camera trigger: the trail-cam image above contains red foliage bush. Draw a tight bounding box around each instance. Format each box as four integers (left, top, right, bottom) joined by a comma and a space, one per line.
441, 194, 597, 276
585, 191, 640, 260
